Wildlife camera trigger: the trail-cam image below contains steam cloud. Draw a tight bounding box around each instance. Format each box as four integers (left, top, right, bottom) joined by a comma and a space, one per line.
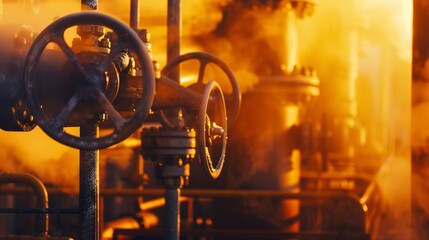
0, 0, 414, 238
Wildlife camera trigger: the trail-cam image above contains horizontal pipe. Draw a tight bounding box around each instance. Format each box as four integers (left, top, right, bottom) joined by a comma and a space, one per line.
0, 187, 365, 203
114, 228, 370, 239
151, 75, 202, 112
1, 187, 368, 233
0, 234, 73, 240
0, 172, 49, 236
0, 187, 365, 204
300, 171, 373, 181
0, 208, 79, 214
99, 188, 359, 200
104, 188, 367, 233
140, 196, 189, 211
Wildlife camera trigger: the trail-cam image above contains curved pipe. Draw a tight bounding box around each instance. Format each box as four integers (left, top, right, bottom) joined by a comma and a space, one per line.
0, 171, 49, 236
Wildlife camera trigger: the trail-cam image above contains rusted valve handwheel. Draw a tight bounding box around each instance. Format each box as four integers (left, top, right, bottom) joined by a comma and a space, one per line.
161, 52, 241, 128
24, 12, 155, 150
197, 81, 227, 179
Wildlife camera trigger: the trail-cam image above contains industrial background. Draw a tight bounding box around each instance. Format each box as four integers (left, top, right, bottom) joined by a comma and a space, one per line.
0, 0, 417, 239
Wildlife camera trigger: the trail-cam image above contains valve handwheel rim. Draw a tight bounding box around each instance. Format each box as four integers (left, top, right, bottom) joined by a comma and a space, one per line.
198, 80, 227, 179
23, 12, 155, 150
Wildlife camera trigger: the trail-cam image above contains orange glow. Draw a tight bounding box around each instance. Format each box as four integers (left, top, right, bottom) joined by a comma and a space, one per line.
0, 127, 79, 190
0, 0, 415, 238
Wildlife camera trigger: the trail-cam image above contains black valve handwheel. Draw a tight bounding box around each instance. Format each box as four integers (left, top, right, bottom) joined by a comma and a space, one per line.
197, 81, 227, 179
162, 52, 241, 127
24, 12, 155, 150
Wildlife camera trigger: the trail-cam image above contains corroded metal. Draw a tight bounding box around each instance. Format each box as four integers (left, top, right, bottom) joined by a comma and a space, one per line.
161, 52, 241, 127
167, 0, 181, 82
23, 12, 155, 150
79, 124, 100, 240
141, 128, 196, 160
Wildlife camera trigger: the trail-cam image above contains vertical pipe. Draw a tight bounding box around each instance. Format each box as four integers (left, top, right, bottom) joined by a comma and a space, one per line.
99, 196, 104, 238
81, 0, 98, 10
137, 152, 145, 210
167, 0, 181, 82
79, 125, 100, 240
321, 113, 328, 171
282, 7, 298, 73
165, 0, 182, 124
165, 187, 180, 240
130, 0, 140, 30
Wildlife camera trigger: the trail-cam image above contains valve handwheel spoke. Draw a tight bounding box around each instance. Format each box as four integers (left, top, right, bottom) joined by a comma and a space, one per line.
24, 12, 155, 150
198, 81, 227, 179
52, 32, 86, 75
95, 89, 126, 130
51, 90, 83, 131
197, 59, 208, 83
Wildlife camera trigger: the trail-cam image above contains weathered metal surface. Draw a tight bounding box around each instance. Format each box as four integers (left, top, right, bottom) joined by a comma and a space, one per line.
165, 188, 180, 240
167, 0, 181, 82
79, 125, 100, 240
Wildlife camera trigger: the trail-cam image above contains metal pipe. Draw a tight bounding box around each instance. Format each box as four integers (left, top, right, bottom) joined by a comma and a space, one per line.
98, 188, 358, 199
130, 0, 140, 30
114, 228, 370, 239
0, 172, 49, 236
0, 187, 369, 233
165, 188, 180, 240
300, 171, 373, 181
0, 208, 79, 214
321, 113, 328, 171
167, 0, 181, 82
164, 0, 182, 124
79, 125, 100, 240
151, 75, 203, 112
1, 187, 368, 203
103, 188, 367, 233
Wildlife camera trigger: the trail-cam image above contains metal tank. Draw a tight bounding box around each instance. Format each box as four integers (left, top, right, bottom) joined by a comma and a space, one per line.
209, 0, 318, 232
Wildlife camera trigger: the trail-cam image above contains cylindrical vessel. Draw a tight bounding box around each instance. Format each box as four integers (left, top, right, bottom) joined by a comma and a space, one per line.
221, 82, 307, 231
0, 24, 38, 131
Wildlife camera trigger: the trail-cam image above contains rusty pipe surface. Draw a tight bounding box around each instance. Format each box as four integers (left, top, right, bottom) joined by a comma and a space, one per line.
0, 171, 49, 236
151, 75, 202, 112
165, 0, 182, 123
167, 0, 181, 81
79, 124, 100, 240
